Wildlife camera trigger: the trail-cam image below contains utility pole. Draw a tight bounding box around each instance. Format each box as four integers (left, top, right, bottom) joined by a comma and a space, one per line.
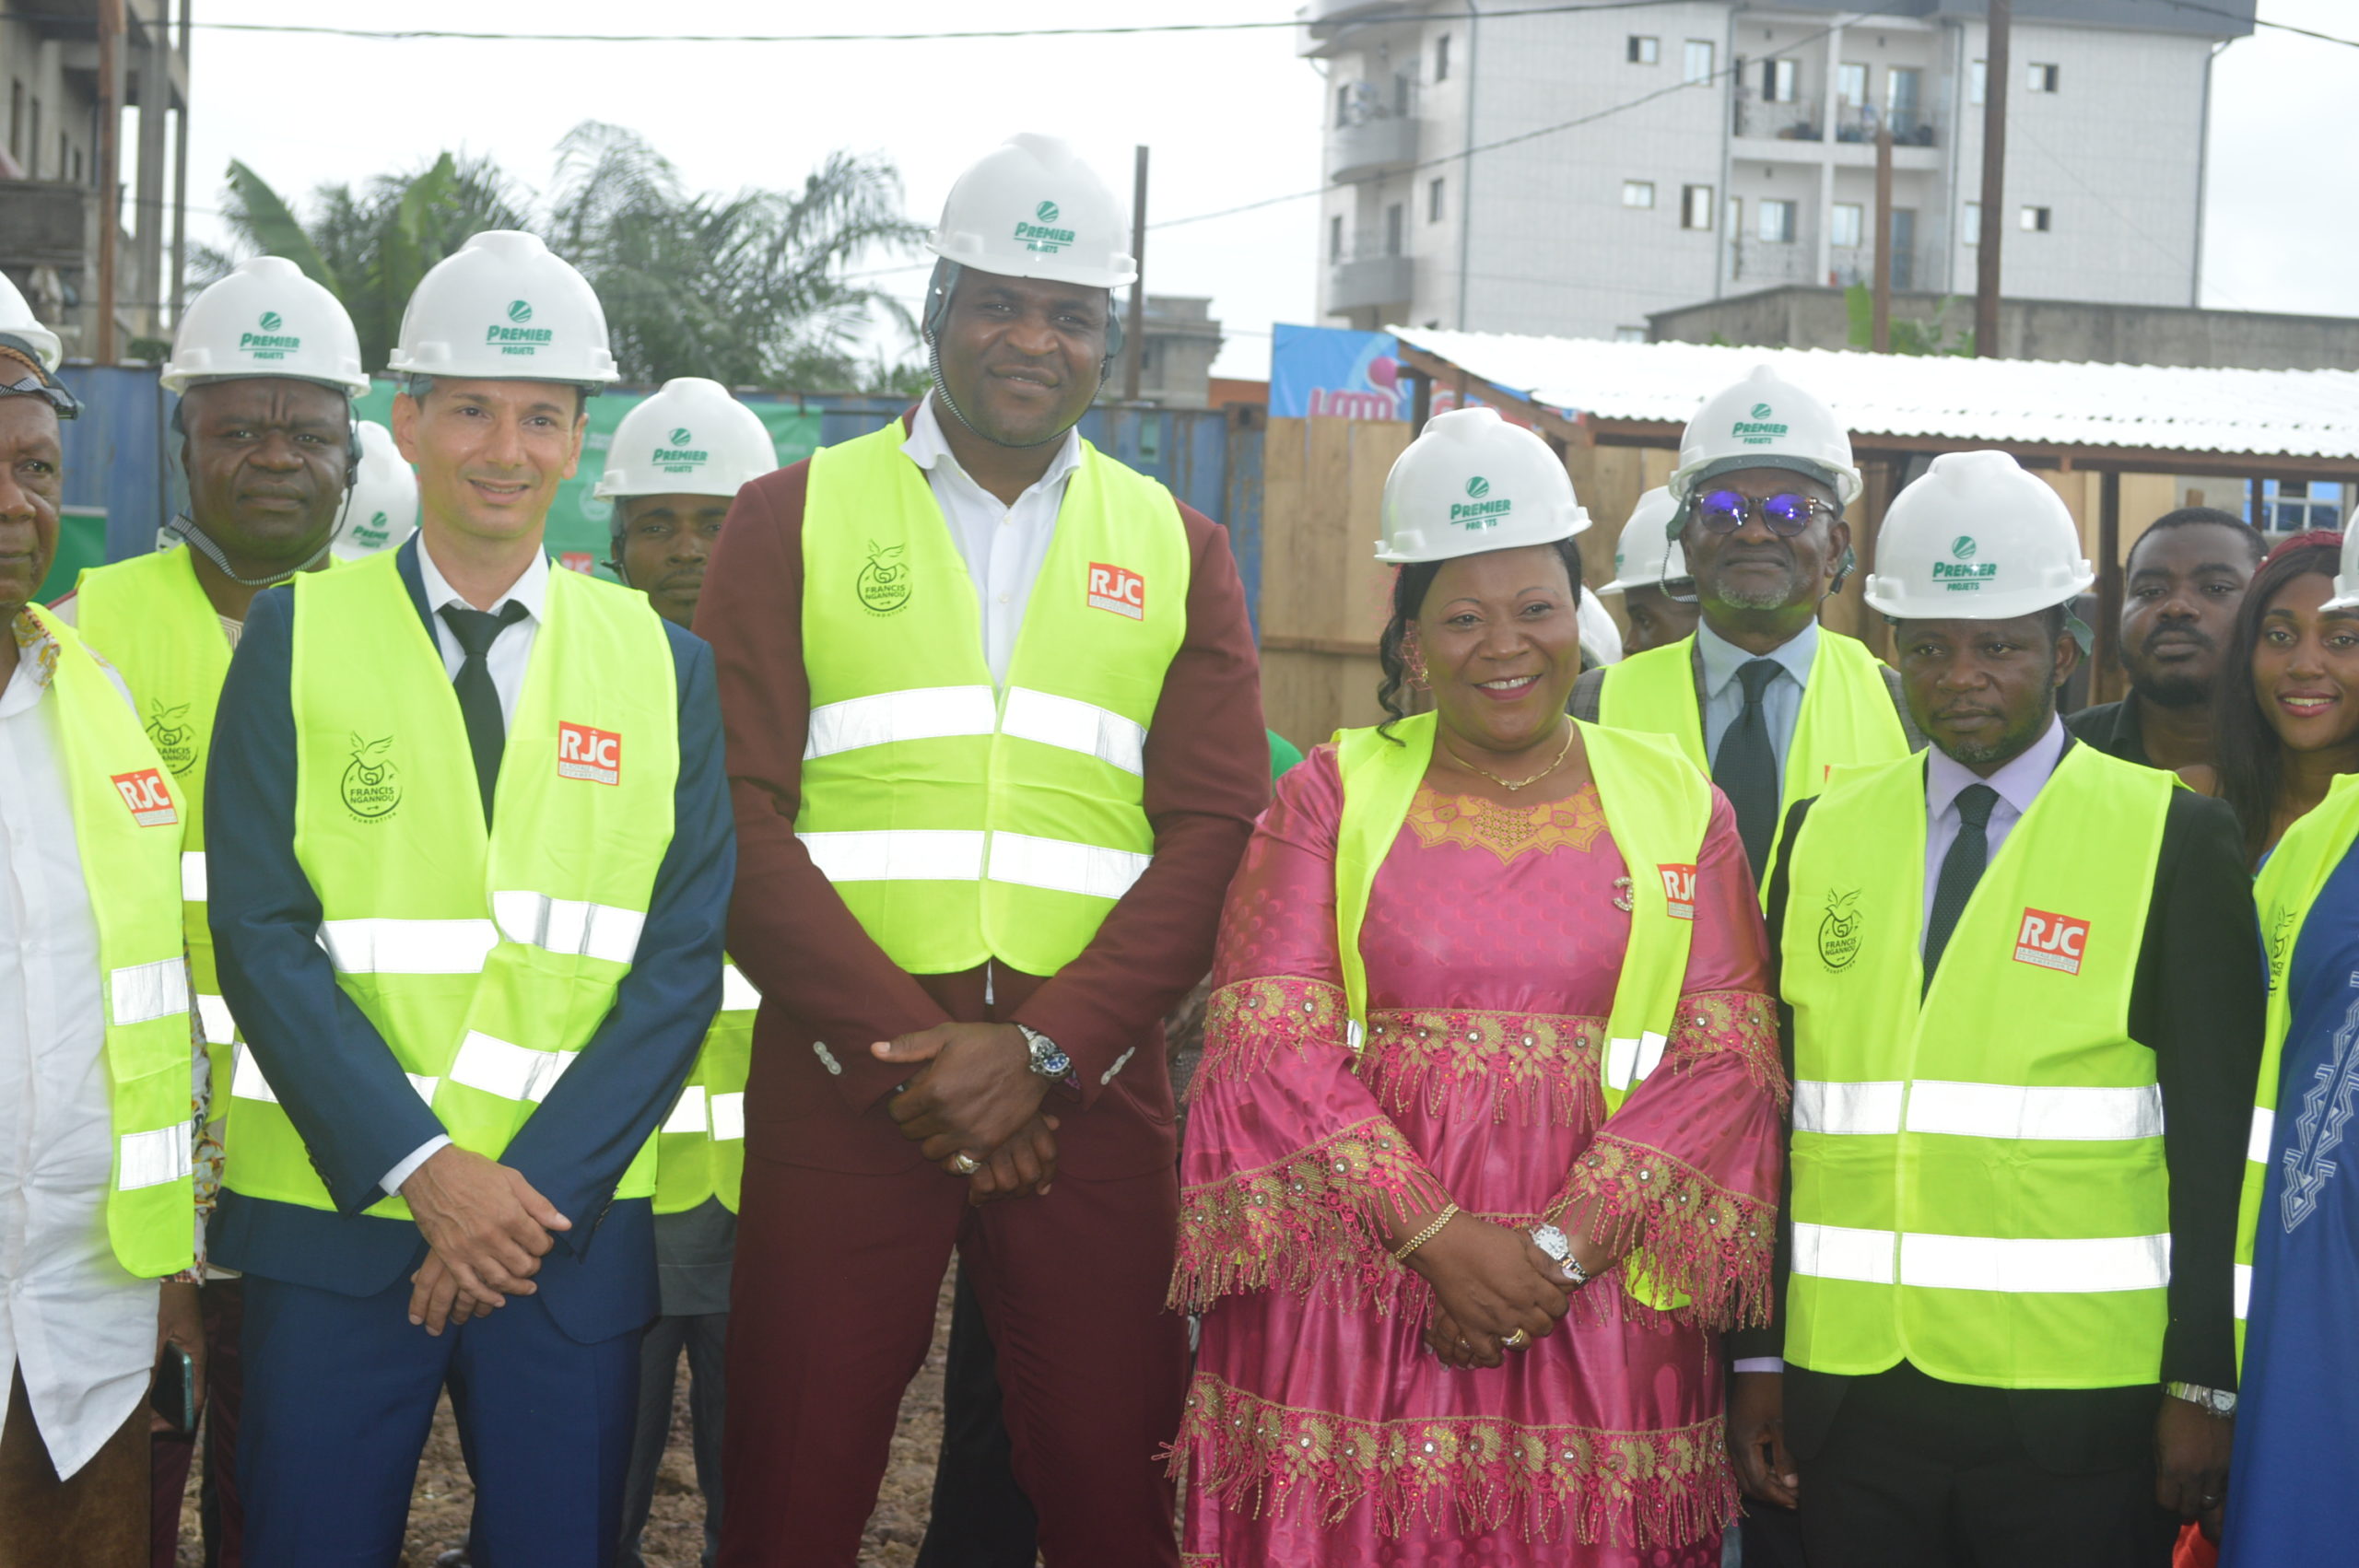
1872, 121, 1894, 353
1975, 0, 2011, 358
1121, 145, 1148, 404
96, 0, 124, 361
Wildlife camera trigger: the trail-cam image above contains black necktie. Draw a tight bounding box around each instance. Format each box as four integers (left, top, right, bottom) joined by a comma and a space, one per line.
440, 602, 528, 825
1923, 783, 2000, 988
1714, 658, 1784, 879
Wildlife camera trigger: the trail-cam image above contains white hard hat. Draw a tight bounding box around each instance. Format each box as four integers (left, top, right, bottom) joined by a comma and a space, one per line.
0, 270, 63, 374
1670, 363, 1861, 507
161, 255, 369, 396
386, 230, 618, 387
1376, 406, 1590, 565
927, 134, 1138, 292
331, 422, 418, 562
594, 378, 775, 500
2324, 532, 2359, 613
1599, 487, 1689, 595
1863, 451, 2094, 620
1578, 586, 1625, 667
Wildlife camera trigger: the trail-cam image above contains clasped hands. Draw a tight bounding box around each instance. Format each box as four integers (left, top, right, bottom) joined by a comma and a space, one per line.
874, 1022, 1061, 1206
402, 1145, 572, 1336
1403, 1211, 1591, 1370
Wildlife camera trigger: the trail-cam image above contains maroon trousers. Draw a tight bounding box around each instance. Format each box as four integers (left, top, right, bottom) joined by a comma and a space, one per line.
717, 1148, 1185, 1567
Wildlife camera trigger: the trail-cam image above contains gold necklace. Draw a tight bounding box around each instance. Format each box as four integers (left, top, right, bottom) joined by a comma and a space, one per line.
1439, 720, 1578, 792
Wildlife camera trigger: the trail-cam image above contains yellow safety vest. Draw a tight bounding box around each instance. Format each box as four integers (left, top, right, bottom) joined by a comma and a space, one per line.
22, 607, 198, 1277
1332, 712, 1711, 1306
797, 419, 1191, 977
2230, 771, 2359, 1369
221, 553, 679, 1218
1780, 743, 2173, 1388
654, 958, 756, 1215
1598, 628, 1910, 901
72, 546, 237, 1095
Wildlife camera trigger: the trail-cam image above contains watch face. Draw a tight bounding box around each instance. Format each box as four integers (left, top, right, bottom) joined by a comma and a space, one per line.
1530, 1223, 1571, 1264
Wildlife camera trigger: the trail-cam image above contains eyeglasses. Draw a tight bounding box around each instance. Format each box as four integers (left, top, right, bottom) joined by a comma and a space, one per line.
1689, 488, 1837, 538
0, 374, 81, 420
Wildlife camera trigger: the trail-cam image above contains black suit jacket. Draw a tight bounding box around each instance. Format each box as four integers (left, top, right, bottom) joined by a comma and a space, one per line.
1742, 743, 2263, 1473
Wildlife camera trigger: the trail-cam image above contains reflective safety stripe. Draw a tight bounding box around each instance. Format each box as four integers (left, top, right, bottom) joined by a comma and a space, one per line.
118, 1125, 192, 1190
663, 1085, 709, 1135
321, 918, 499, 976
1899, 1232, 2171, 1293
182, 851, 207, 902
2247, 1106, 2276, 1166
986, 833, 1150, 902
720, 963, 760, 1013
233, 1044, 435, 1108
1792, 1222, 1897, 1284
804, 686, 996, 760
491, 891, 645, 966
1905, 1081, 2165, 1142
2234, 1262, 2253, 1320
1001, 688, 1147, 776
447, 1032, 580, 1104
800, 829, 988, 884
405, 1073, 440, 1105
111, 957, 189, 1026
194, 993, 237, 1047
1602, 1031, 1669, 1092
710, 1092, 745, 1141
1793, 1080, 1906, 1136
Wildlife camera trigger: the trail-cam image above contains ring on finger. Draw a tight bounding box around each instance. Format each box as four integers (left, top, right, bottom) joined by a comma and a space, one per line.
1502, 1327, 1532, 1350
947, 1152, 981, 1176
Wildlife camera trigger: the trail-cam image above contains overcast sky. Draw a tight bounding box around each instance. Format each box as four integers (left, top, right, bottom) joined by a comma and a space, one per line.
177, 1, 2355, 381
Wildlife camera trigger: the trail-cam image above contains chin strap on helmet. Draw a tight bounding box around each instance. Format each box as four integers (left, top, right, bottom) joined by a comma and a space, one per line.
161, 511, 336, 589
921, 259, 1119, 450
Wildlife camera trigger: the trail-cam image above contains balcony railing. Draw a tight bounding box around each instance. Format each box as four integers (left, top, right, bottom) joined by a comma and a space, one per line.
1829, 246, 1933, 292
1734, 92, 1821, 142
1835, 106, 1937, 146
1331, 112, 1419, 182
1729, 238, 1816, 287
1329, 254, 1415, 312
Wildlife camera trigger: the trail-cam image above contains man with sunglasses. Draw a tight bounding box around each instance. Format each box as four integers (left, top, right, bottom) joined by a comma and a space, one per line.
1573, 366, 1919, 891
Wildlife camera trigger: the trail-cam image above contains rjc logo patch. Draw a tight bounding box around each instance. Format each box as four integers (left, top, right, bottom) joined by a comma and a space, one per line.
1658, 863, 1696, 920
1087, 563, 1145, 621
2013, 907, 2089, 976
557, 721, 622, 786
111, 768, 179, 827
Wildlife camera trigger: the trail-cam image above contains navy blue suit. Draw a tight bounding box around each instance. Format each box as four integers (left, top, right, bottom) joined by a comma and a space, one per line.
207, 538, 734, 1567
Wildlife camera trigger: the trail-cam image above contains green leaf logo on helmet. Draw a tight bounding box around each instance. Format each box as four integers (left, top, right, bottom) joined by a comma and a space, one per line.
1037, 200, 1061, 223
507, 299, 534, 324
1751, 402, 1774, 419
258, 311, 283, 332
1465, 476, 1491, 499
669, 427, 692, 446
1952, 535, 1978, 559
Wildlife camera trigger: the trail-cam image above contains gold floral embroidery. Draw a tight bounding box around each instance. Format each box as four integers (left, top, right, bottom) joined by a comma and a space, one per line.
1407, 782, 1607, 864
11, 609, 58, 686
1191, 976, 1353, 1091
1357, 1007, 1605, 1126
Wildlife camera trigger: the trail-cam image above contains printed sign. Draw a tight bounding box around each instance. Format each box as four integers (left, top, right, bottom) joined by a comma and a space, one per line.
557, 721, 622, 785
1659, 863, 1697, 920
2013, 907, 2088, 976
1087, 563, 1145, 620
111, 767, 180, 827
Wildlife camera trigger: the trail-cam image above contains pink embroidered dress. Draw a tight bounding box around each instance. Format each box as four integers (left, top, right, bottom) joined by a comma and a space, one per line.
1172, 743, 1784, 1567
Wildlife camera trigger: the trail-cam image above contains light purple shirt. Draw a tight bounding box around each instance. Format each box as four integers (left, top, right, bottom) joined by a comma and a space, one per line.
1920, 716, 2067, 945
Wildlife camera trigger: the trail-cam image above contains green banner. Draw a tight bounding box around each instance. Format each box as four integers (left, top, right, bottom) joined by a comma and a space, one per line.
38, 507, 109, 603
353, 380, 823, 578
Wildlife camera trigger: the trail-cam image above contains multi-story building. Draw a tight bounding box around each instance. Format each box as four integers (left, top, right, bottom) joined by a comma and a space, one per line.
1304, 1, 2257, 342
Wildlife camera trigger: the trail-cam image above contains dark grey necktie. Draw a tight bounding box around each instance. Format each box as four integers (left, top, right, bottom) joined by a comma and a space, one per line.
1923, 783, 2000, 988
440, 602, 528, 825
1714, 658, 1784, 879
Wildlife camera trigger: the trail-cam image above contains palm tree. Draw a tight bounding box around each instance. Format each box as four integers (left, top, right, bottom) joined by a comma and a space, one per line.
193, 122, 927, 392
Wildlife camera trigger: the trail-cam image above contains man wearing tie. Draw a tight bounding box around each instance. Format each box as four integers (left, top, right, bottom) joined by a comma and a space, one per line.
205, 230, 733, 1566
1573, 365, 1919, 890
1731, 451, 2256, 1566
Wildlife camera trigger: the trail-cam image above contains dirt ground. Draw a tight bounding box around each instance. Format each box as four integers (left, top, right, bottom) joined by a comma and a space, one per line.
171, 1268, 959, 1568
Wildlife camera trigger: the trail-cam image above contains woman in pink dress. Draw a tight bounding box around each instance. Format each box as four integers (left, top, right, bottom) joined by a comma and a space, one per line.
1171, 408, 1784, 1566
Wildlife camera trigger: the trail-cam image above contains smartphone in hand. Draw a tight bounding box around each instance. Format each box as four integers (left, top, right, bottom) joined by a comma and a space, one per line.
151, 1343, 196, 1434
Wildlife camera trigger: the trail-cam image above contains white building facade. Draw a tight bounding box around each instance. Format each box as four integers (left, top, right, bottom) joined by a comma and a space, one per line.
1305, 0, 2255, 341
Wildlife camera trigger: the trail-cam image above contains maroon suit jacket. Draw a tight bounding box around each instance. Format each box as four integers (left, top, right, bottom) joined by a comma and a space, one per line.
696, 416, 1269, 1179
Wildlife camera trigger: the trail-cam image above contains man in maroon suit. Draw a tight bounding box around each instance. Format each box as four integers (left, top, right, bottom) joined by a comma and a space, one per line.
698, 135, 1266, 1566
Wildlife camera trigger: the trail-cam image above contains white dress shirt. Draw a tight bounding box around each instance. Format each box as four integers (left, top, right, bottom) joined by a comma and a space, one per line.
1697, 617, 1818, 776
0, 620, 163, 1478
901, 395, 1082, 686
1920, 716, 2067, 938
377, 541, 553, 1196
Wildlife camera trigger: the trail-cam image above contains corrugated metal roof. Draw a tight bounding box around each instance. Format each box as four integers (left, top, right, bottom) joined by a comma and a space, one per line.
1390, 329, 2359, 461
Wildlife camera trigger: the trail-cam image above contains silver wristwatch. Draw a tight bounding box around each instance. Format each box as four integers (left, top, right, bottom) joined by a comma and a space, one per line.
2165, 1381, 2237, 1418
1016, 1024, 1074, 1085
1531, 1223, 1592, 1289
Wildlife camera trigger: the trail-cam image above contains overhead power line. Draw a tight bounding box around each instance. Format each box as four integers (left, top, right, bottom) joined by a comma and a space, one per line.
2149, 0, 2358, 50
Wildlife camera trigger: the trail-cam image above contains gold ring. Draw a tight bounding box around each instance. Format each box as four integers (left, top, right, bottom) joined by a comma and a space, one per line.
948, 1153, 981, 1176
1502, 1328, 1532, 1350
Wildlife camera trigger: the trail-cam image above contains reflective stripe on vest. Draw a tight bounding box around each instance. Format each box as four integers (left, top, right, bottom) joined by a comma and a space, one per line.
222, 552, 678, 1219
2230, 770, 2359, 1369
654, 959, 756, 1215
1779, 743, 2174, 1389
1332, 713, 1709, 1307
74, 547, 240, 1114
24, 608, 197, 1277
798, 421, 1190, 977
1597, 629, 1910, 904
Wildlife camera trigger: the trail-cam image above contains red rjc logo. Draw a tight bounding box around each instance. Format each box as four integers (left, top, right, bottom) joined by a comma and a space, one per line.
111, 767, 179, 827
1086, 562, 1145, 621
557, 721, 622, 785
1659, 863, 1697, 920
2013, 907, 2089, 976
